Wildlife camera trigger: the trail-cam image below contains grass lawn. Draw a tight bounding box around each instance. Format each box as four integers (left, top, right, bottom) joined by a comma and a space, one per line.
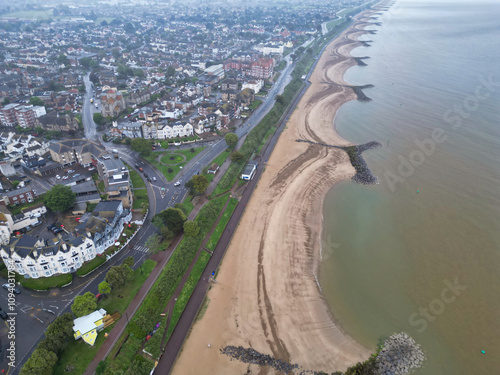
1, 10, 53, 20
97, 181, 105, 193
156, 162, 186, 182
256, 126, 277, 155
52, 324, 116, 375
176, 147, 205, 162
249, 99, 262, 110
132, 188, 148, 209
208, 150, 230, 170
128, 167, 145, 189
76, 256, 106, 277
181, 195, 195, 216
206, 198, 238, 251
165, 251, 211, 341
20, 273, 73, 291
53, 260, 156, 375
160, 153, 184, 164
98, 259, 156, 315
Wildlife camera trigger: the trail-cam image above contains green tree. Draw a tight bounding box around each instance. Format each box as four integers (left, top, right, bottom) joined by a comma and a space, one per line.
230, 151, 245, 163
189, 175, 209, 194
183, 221, 199, 237
166, 65, 176, 77
123, 256, 135, 268
98, 281, 111, 295
224, 133, 238, 148
105, 264, 133, 289
57, 54, 69, 67
38, 313, 74, 354
131, 138, 152, 157
145, 233, 162, 254
20, 348, 57, 375
276, 94, 285, 105
93, 112, 105, 126
130, 355, 154, 375
44, 185, 76, 212
29, 96, 45, 106
71, 292, 97, 317
154, 207, 186, 234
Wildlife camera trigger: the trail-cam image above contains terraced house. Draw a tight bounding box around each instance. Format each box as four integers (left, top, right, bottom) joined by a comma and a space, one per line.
0, 234, 96, 278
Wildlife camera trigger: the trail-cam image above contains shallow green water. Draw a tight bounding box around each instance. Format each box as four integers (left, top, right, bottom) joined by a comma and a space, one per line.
319, 1, 500, 374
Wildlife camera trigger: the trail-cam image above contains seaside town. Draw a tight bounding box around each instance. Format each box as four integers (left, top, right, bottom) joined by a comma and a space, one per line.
0, 0, 430, 374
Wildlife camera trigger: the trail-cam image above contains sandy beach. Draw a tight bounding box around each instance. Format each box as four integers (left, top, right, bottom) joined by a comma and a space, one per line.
172, 9, 383, 375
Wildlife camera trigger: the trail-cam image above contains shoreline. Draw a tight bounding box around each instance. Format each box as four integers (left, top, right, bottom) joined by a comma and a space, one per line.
172, 5, 388, 375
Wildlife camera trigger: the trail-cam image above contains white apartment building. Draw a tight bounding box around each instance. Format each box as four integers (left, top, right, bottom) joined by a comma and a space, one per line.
0, 234, 96, 278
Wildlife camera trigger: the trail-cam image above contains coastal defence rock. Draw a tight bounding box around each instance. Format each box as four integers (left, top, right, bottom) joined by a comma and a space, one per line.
350, 84, 374, 101
376, 332, 426, 375
354, 57, 370, 66
220, 332, 425, 375
295, 139, 382, 186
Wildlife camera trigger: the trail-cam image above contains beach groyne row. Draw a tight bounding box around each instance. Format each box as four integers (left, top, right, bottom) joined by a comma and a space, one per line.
360, 40, 373, 47
350, 84, 374, 101
354, 56, 370, 66
220, 346, 328, 375
296, 139, 382, 185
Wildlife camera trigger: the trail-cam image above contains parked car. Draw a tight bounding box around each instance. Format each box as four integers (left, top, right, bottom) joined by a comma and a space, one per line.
0, 308, 7, 320
2, 283, 21, 294
56, 175, 61, 180
152, 177, 157, 182
135, 164, 140, 168
146, 177, 151, 182
138, 167, 144, 172
62, 176, 69, 180
47, 223, 57, 231
73, 174, 81, 178
143, 173, 148, 178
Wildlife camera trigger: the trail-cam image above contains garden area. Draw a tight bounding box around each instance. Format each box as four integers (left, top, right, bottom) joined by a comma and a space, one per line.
143, 147, 206, 182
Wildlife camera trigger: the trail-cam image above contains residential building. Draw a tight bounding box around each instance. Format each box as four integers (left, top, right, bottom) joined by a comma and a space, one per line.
142, 121, 193, 140
75, 200, 132, 255
242, 79, 264, 94
2, 186, 35, 206
0, 233, 96, 278
0, 104, 20, 127
251, 58, 274, 79
204, 64, 224, 79
15, 105, 46, 128
97, 158, 132, 209
49, 139, 107, 167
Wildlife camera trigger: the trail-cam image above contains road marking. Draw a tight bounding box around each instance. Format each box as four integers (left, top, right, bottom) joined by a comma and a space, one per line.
133, 245, 150, 254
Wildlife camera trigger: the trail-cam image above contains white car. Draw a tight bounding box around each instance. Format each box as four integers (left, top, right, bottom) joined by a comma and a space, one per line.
174, 181, 181, 187
56, 175, 61, 180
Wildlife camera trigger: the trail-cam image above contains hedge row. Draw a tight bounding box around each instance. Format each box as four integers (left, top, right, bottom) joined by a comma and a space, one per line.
126, 194, 229, 339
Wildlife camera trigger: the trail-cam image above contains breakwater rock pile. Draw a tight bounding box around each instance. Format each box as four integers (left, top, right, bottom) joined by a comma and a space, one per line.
354, 57, 370, 66
220, 346, 333, 374
295, 139, 382, 185
376, 332, 426, 375
351, 84, 374, 102
220, 346, 299, 374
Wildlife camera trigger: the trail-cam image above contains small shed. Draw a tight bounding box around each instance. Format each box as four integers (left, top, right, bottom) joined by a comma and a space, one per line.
208, 163, 220, 174
72, 202, 87, 216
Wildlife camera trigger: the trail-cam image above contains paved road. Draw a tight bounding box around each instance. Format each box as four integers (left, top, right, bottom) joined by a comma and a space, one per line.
82, 73, 99, 141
